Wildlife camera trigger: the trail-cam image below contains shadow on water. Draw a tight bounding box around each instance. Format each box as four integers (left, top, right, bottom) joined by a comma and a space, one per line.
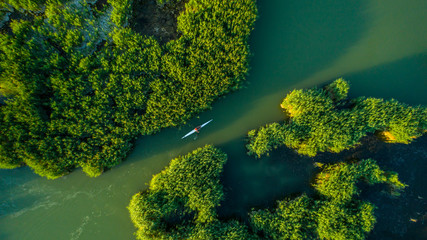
217, 137, 315, 221
346, 135, 427, 240
346, 53, 427, 105
217, 133, 427, 238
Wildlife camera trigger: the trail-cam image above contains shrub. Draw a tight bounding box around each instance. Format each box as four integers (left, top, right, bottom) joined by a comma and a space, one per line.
247, 79, 426, 158
0, 0, 257, 178
316, 200, 375, 240
313, 159, 406, 203
250, 158, 405, 240
127, 146, 257, 239
250, 194, 317, 240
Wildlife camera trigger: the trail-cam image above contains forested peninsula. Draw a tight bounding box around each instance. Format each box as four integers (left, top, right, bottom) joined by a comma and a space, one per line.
128, 145, 406, 240
0, 0, 257, 178
246, 79, 427, 158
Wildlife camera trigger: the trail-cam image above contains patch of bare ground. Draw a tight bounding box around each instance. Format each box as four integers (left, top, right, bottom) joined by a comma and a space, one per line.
131, 0, 187, 44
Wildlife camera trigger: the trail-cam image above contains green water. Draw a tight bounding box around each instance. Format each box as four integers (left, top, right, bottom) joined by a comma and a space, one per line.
1, 0, 426, 239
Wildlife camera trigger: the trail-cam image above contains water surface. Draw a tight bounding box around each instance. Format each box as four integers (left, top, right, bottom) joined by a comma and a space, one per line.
1, 0, 426, 239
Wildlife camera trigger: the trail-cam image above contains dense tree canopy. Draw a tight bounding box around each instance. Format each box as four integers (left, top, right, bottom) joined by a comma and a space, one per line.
247, 79, 426, 158
1, 0, 47, 12
0, 0, 257, 178
250, 194, 317, 240
313, 158, 406, 202
128, 145, 256, 240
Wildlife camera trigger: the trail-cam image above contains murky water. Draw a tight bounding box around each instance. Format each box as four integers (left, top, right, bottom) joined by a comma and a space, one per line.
1, 0, 426, 239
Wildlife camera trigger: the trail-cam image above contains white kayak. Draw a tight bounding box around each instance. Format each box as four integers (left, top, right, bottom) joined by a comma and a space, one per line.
181, 119, 213, 139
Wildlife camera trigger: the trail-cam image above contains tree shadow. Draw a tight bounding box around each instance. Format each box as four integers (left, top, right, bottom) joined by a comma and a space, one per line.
217, 138, 314, 222
130, 0, 187, 44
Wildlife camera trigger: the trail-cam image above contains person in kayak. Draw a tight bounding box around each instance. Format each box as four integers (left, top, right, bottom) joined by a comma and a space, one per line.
194, 126, 201, 133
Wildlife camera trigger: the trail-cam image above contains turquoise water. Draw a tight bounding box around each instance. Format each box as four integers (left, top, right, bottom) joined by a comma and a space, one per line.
1, 0, 426, 239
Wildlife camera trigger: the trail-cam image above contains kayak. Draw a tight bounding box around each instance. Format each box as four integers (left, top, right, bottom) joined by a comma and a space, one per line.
181, 119, 213, 139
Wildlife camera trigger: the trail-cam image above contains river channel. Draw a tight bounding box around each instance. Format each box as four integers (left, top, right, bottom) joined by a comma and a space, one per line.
1, 0, 426, 239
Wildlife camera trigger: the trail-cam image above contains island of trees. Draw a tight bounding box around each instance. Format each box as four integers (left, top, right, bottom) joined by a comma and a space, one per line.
128, 145, 406, 239
0, 0, 257, 178
246, 78, 427, 158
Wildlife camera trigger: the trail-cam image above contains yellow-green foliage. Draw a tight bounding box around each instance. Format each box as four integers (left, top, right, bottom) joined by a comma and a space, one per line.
149, 146, 227, 223
250, 194, 317, 240
357, 98, 425, 144
128, 145, 256, 240
247, 79, 426, 158
1, 0, 47, 12
246, 123, 287, 158
324, 77, 349, 101
250, 158, 405, 240
0, 0, 257, 178
109, 0, 133, 26
313, 159, 406, 203
187, 220, 258, 240
316, 200, 375, 240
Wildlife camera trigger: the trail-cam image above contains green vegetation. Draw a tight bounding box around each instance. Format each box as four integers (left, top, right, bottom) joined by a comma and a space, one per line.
313, 158, 406, 202
1, 0, 47, 12
247, 78, 427, 158
0, 0, 257, 178
128, 146, 405, 240
250, 194, 317, 240
250, 159, 406, 240
128, 145, 256, 240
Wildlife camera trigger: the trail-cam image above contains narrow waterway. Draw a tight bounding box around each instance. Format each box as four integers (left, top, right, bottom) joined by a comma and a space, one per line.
1, 0, 426, 239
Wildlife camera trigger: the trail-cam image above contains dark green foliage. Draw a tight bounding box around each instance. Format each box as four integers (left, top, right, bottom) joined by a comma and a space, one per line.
316, 200, 375, 240
128, 145, 256, 240
0, 0, 257, 178
128, 145, 405, 240
149, 145, 227, 223
155, 0, 182, 7
247, 123, 287, 158
187, 220, 258, 240
1, 0, 47, 12
324, 77, 349, 102
250, 194, 317, 240
109, 0, 133, 26
145, 0, 258, 129
247, 79, 426, 157
250, 159, 405, 240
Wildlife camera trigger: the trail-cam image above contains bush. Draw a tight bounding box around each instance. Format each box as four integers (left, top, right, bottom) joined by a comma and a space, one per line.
128, 146, 257, 239
250, 194, 317, 240
249, 158, 405, 240
0, 0, 257, 178
316, 200, 375, 240
247, 79, 426, 158
313, 159, 406, 203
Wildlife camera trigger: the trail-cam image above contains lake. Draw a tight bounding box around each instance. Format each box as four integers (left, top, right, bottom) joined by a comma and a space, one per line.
1, 0, 426, 239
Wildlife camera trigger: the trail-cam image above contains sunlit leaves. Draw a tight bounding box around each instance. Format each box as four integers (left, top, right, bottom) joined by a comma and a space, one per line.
250, 159, 405, 240
313, 159, 406, 203
250, 194, 317, 240
128, 146, 255, 239
316, 200, 375, 240
247, 79, 427, 158
0, 0, 257, 178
